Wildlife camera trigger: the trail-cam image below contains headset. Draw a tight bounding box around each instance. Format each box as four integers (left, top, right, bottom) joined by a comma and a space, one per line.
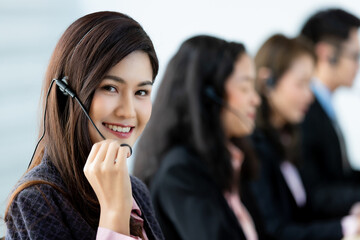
204, 86, 254, 130
266, 76, 276, 88
56, 77, 105, 140
329, 55, 338, 65
28, 76, 132, 168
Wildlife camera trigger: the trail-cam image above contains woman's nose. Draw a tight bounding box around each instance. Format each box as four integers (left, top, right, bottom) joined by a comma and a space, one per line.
115, 92, 136, 118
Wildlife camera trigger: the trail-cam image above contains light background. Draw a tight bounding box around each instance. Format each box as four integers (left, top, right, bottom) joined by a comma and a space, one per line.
1, 0, 360, 236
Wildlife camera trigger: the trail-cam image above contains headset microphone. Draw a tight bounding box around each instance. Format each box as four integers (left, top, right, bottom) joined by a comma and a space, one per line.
205, 86, 254, 130
28, 76, 132, 168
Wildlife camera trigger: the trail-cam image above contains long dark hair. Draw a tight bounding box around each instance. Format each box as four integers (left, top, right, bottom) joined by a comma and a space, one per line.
5, 11, 158, 235
134, 35, 255, 191
254, 34, 315, 164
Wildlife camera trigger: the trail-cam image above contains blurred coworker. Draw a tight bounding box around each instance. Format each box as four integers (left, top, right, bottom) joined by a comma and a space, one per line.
300, 8, 360, 217
249, 34, 360, 240
134, 35, 261, 239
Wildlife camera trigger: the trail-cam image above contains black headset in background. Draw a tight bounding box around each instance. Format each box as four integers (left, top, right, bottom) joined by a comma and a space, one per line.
204, 86, 253, 126
329, 55, 338, 65
28, 76, 132, 168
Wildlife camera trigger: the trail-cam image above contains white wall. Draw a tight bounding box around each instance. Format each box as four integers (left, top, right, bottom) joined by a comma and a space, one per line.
1, 0, 359, 236
77, 0, 360, 169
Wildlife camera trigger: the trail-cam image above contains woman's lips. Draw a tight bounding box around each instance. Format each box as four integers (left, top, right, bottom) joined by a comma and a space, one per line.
103, 123, 134, 139
247, 113, 256, 120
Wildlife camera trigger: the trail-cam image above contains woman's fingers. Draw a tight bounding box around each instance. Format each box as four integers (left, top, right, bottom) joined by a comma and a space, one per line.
104, 140, 122, 168
86, 142, 101, 164
84, 142, 101, 175
120, 144, 132, 158
115, 145, 128, 166
93, 140, 112, 165
84, 139, 133, 177
85, 139, 132, 171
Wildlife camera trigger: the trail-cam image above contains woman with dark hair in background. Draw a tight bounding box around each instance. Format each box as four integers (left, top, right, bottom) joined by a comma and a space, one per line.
5, 11, 164, 240
134, 35, 261, 239
249, 33, 360, 240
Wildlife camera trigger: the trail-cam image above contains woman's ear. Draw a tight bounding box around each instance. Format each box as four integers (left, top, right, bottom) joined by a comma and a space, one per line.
258, 67, 272, 81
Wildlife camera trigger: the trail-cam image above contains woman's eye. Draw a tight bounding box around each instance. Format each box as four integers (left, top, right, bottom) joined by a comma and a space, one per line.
101, 85, 117, 92
136, 90, 149, 96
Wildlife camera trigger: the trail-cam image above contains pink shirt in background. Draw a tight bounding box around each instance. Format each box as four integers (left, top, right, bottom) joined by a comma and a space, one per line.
226, 143, 258, 240
224, 192, 258, 240
279, 161, 307, 207
96, 197, 148, 240
279, 160, 357, 238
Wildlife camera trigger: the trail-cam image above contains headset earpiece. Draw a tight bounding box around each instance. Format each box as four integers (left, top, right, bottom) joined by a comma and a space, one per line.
266, 77, 276, 88
205, 86, 223, 105
55, 76, 76, 98
328, 55, 338, 65
204, 86, 253, 131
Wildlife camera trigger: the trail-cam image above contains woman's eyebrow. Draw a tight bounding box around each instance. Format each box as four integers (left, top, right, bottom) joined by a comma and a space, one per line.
138, 81, 153, 87
103, 75, 126, 83
103, 75, 153, 86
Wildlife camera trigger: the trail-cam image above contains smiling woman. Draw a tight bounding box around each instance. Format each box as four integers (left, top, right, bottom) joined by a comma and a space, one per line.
4, 11, 164, 240
89, 51, 154, 145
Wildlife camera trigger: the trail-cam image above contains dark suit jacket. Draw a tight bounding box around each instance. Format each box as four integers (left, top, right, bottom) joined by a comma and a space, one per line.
150, 146, 248, 240
301, 97, 360, 217
6, 155, 164, 240
248, 128, 343, 240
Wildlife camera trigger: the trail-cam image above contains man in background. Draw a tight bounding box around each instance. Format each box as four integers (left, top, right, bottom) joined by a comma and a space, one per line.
300, 8, 360, 218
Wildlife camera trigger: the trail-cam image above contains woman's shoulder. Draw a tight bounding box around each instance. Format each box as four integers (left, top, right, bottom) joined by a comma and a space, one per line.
7, 179, 72, 231
9, 157, 70, 216
7, 178, 94, 240
12, 181, 65, 211
19, 156, 65, 189
10, 157, 70, 212
154, 145, 209, 180
7, 159, 94, 239
160, 145, 198, 168
151, 145, 215, 192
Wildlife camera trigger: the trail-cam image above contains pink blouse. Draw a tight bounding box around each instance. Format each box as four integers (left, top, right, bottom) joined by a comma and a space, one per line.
226, 142, 258, 240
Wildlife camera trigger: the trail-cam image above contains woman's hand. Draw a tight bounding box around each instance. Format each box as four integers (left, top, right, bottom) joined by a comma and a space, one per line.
83, 139, 132, 235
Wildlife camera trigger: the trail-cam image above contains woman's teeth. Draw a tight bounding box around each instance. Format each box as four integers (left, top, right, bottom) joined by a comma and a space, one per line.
105, 124, 131, 133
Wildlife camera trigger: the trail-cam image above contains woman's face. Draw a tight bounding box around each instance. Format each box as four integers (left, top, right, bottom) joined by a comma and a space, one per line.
222, 54, 261, 138
268, 54, 314, 126
89, 51, 153, 146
